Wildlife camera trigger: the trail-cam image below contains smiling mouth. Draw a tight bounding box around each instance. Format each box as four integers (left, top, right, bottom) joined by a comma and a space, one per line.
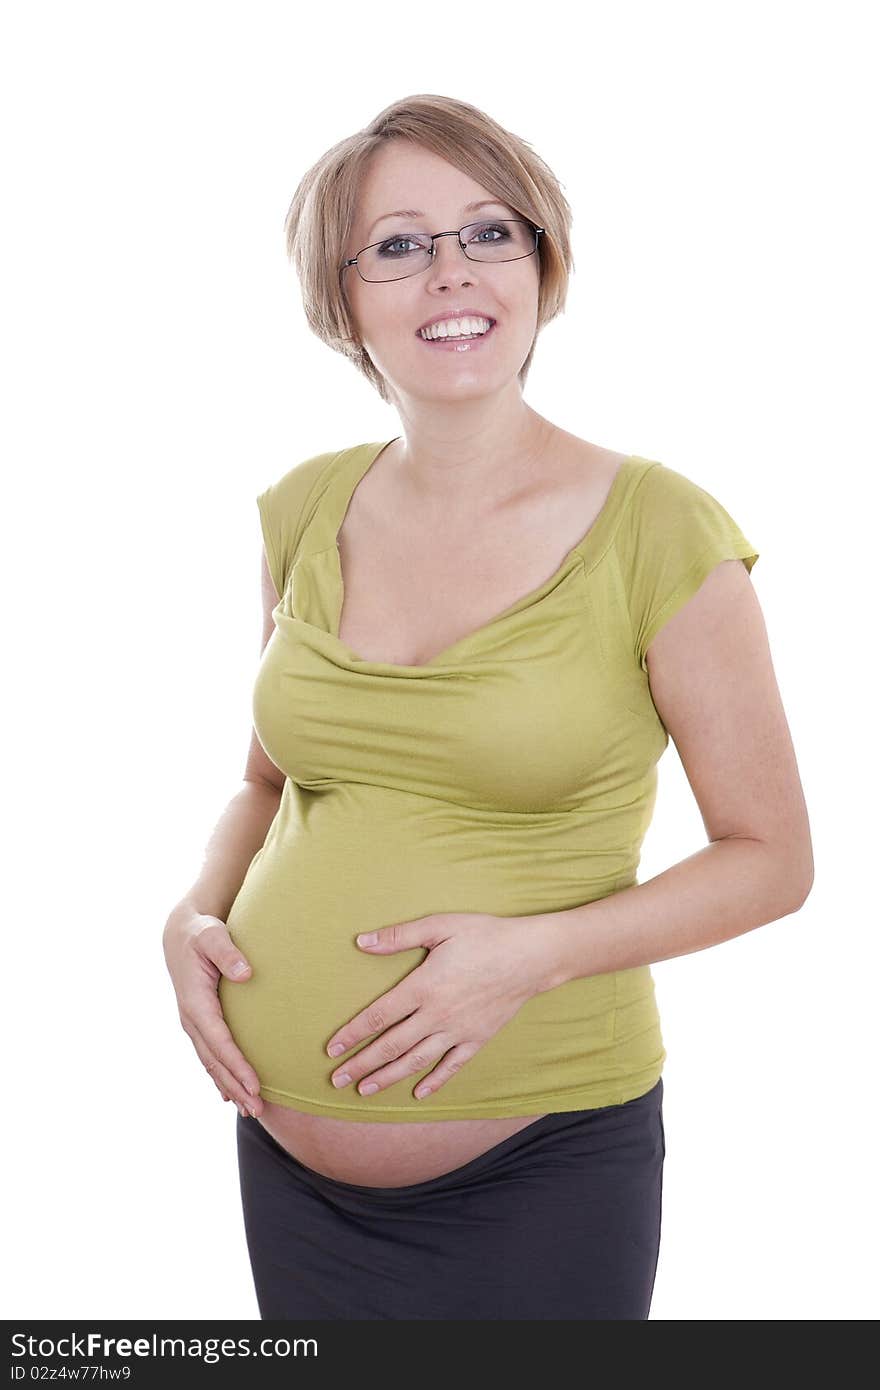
415, 320, 498, 348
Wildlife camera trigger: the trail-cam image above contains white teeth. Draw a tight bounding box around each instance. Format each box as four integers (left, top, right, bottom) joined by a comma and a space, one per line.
419, 315, 493, 340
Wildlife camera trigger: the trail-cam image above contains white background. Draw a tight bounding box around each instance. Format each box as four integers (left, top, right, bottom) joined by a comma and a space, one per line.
3, 0, 877, 1321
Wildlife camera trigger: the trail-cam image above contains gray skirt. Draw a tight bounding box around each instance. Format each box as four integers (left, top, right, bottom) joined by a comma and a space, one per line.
235, 1076, 665, 1320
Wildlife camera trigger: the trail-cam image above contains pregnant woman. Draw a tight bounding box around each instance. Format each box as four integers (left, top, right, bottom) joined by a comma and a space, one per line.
162, 95, 813, 1320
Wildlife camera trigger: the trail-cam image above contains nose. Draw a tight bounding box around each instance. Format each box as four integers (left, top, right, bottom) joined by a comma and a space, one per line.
425, 232, 476, 288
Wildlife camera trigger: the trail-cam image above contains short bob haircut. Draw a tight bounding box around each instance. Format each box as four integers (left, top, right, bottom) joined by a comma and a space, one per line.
283, 94, 575, 405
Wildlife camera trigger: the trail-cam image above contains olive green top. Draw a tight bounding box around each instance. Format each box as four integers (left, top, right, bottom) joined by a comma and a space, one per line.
219, 440, 759, 1120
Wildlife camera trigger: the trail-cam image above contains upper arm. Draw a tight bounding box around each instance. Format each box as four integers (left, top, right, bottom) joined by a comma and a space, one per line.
242, 547, 286, 794
645, 557, 813, 901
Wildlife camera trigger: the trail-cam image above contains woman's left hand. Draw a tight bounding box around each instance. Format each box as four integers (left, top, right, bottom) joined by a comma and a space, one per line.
325, 912, 560, 1100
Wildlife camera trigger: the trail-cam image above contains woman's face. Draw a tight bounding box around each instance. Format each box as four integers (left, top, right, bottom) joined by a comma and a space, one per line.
342, 141, 541, 406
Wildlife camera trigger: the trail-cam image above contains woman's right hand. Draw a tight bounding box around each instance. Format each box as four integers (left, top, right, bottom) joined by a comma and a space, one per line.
163, 904, 263, 1119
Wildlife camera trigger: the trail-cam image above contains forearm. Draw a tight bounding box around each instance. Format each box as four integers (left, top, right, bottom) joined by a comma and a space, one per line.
166, 778, 283, 927
532, 837, 811, 993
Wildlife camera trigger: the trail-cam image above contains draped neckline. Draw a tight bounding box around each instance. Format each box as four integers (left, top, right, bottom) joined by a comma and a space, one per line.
292, 437, 642, 675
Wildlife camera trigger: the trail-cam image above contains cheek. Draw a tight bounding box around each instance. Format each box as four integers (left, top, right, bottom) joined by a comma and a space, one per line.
359, 300, 418, 367
345, 281, 396, 350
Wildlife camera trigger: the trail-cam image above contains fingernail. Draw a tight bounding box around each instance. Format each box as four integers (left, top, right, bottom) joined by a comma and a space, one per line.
231, 960, 249, 977
357, 932, 378, 946
332, 1072, 351, 1088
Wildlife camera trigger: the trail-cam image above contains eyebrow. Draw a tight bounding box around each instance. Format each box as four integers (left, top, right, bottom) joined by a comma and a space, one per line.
365, 199, 513, 241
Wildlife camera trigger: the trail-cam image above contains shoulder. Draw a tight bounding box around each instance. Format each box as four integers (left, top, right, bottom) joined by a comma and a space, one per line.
257, 441, 375, 549
257, 446, 347, 526
255, 441, 363, 598
610, 454, 760, 672
628, 454, 719, 509
618, 455, 754, 549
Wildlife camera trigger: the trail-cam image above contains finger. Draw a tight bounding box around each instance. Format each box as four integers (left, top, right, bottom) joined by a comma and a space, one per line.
332, 1023, 446, 1096
188, 979, 262, 1102
410, 1041, 480, 1099
195, 920, 253, 983
207, 1070, 231, 1104
188, 926, 261, 1102
192, 1031, 257, 1116
325, 986, 418, 1062
328, 1006, 421, 1087
181, 1001, 262, 1113
355, 914, 439, 953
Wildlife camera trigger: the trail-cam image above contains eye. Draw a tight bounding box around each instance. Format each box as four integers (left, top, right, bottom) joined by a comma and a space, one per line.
377, 236, 426, 258
469, 222, 511, 243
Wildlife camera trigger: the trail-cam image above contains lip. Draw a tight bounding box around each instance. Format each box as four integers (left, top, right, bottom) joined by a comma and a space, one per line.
416, 320, 498, 352
415, 308, 497, 334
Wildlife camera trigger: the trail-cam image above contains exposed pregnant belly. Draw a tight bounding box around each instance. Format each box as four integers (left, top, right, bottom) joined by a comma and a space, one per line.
256, 1104, 548, 1186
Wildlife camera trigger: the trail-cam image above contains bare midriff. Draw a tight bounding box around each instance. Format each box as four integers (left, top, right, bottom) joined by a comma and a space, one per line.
257, 1103, 549, 1186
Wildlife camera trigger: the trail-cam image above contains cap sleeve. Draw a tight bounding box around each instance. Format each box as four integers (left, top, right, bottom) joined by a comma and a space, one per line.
614, 462, 760, 672
255, 448, 344, 599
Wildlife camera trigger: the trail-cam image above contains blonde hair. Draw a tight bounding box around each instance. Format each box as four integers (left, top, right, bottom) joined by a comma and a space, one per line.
283, 94, 575, 405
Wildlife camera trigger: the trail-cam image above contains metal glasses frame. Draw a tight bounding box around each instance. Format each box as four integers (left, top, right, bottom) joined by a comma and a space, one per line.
341, 219, 546, 283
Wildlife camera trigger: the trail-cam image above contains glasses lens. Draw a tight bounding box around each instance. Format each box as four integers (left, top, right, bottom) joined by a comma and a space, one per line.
358, 220, 537, 282
359, 232, 434, 283
461, 219, 537, 263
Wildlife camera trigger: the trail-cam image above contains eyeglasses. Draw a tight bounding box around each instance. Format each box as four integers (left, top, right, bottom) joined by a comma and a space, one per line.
341, 219, 545, 284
